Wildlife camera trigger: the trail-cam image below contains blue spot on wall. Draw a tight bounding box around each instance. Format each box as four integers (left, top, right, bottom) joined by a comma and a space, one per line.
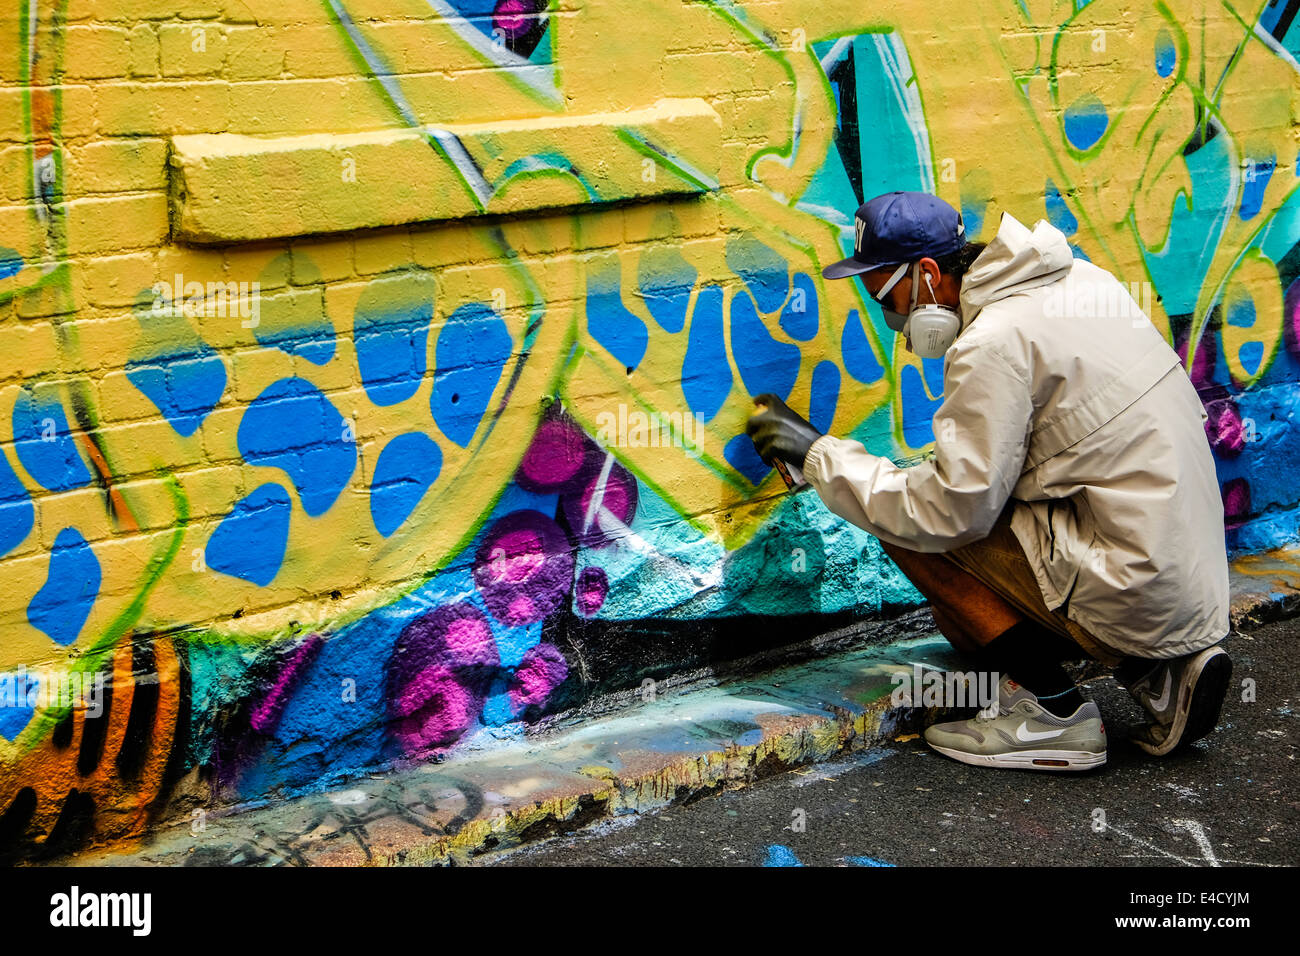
779, 273, 819, 340
127, 351, 228, 439
841, 310, 884, 384
125, 299, 227, 436
682, 284, 731, 423
0, 447, 34, 558
0, 670, 37, 740
731, 291, 800, 401
206, 483, 293, 586
726, 237, 790, 313
482, 677, 519, 727
354, 289, 432, 406
900, 364, 940, 447
1155, 27, 1176, 77
1044, 179, 1079, 235
638, 247, 697, 333
431, 303, 513, 447
27, 527, 100, 646
1239, 341, 1265, 377
724, 433, 771, 486
1063, 94, 1109, 151
0, 248, 22, 280
11, 388, 92, 491
808, 360, 840, 434
370, 432, 443, 537
1240, 157, 1275, 220
587, 257, 648, 371
238, 378, 356, 516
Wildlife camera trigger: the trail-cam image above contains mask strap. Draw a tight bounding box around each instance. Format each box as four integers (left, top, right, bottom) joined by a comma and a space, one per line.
908, 262, 923, 312
873, 262, 910, 303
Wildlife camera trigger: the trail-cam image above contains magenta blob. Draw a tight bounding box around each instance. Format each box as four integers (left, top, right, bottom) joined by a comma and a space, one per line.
1175, 320, 1219, 390
1203, 398, 1246, 456
393, 666, 480, 752
509, 643, 569, 710
560, 455, 639, 549
386, 603, 500, 754
1189, 337, 1217, 389
517, 416, 590, 492
575, 565, 608, 616
473, 509, 574, 626
493, 0, 544, 40
1222, 477, 1251, 530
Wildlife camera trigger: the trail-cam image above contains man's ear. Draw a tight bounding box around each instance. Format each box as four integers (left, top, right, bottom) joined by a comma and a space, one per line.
916, 257, 941, 293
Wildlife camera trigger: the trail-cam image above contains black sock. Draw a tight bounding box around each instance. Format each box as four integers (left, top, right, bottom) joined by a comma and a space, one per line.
975, 620, 1086, 718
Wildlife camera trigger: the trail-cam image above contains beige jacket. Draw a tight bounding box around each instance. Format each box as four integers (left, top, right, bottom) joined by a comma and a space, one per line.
803, 212, 1230, 659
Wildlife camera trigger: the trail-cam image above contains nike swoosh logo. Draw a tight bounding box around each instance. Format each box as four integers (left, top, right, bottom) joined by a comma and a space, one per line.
1015, 722, 1065, 742
1151, 670, 1172, 711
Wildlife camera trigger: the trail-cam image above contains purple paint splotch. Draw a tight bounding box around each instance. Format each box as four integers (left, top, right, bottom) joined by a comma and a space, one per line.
1204, 398, 1247, 456
516, 416, 590, 492
1222, 477, 1251, 532
575, 565, 608, 616
509, 643, 568, 711
559, 453, 638, 549
387, 603, 500, 754
473, 509, 574, 627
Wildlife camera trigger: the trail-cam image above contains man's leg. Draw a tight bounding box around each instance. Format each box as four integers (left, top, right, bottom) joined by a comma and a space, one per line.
879, 537, 1108, 770
879, 538, 1086, 717
879, 539, 1022, 653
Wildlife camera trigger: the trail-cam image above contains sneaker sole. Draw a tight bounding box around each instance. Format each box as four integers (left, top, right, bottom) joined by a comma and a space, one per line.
926, 742, 1107, 772
1135, 646, 1232, 757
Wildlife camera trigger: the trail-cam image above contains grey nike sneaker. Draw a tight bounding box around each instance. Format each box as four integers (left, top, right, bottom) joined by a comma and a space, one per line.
923, 677, 1106, 771
1118, 645, 1232, 756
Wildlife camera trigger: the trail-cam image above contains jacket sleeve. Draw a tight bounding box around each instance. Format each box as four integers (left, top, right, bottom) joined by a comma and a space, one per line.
802, 339, 1034, 552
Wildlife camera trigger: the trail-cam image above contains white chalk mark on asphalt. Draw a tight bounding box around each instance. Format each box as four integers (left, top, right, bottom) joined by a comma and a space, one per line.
1101, 821, 1201, 866
1171, 818, 1220, 867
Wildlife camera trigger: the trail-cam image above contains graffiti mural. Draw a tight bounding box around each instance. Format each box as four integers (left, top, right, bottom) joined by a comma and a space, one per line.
0, 0, 1298, 854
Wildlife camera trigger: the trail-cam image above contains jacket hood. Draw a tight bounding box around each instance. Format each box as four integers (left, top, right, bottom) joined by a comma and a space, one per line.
959, 212, 1074, 328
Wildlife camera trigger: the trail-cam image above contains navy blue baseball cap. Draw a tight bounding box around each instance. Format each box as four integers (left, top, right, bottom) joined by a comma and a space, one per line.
822, 191, 966, 279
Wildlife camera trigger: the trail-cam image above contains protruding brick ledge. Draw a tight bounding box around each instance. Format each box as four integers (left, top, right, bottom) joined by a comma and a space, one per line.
169, 98, 722, 244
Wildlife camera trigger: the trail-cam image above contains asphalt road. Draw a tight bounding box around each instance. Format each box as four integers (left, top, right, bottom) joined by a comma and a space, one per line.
488, 617, 1299, 868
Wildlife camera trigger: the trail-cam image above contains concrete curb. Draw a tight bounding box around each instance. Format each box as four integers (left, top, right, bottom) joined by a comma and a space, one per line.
46, 549, 1300, 867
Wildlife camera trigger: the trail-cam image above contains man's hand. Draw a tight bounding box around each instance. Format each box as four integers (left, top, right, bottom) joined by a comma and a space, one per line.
745, 393, 823, 469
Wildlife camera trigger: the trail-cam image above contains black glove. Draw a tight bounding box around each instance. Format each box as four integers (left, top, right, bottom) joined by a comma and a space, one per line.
745, 393, 823, 469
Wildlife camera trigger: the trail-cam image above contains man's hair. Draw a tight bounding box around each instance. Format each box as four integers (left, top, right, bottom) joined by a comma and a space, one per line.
933, 241, 987, 280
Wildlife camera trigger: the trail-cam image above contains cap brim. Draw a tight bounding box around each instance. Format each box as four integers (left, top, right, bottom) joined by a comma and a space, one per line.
821, 256, 896, 280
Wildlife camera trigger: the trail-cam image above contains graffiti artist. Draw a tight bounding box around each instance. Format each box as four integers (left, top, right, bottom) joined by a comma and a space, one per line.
746, 190, 1232, 772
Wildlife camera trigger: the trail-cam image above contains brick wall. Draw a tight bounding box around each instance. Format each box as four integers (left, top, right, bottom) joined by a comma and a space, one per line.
1, 0, 1298, 853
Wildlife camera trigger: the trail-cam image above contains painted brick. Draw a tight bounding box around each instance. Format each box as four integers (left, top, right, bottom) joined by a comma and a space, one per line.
0, 1, 1296, 860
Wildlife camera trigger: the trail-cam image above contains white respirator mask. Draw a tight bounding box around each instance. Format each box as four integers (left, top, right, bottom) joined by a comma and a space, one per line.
874, 261, 962, 359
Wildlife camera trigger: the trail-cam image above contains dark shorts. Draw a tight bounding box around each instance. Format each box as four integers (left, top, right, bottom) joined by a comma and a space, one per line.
940, 501, 1124, 666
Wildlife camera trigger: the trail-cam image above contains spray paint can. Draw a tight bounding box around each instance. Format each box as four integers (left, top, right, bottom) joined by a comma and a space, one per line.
753, 401, 811, 493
